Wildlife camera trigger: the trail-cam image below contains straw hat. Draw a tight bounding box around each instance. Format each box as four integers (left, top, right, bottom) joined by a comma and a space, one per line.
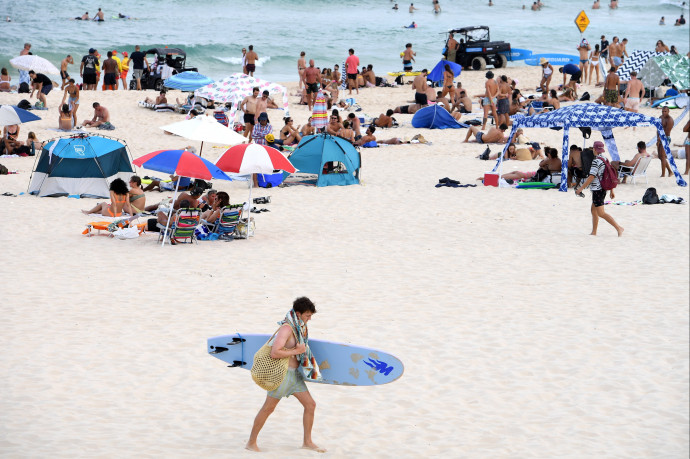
539, 57, 548, 65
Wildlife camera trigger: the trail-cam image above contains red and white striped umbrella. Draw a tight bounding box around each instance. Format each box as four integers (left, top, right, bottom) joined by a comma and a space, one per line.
216, 143, 296, 174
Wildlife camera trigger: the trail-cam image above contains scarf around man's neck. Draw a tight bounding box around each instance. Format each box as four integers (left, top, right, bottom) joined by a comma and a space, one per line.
278, 309, 322, 382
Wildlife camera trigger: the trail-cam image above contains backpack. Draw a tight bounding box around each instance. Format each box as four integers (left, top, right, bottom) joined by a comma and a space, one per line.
599, 156, 619, 191
18, 82, 30, 93
0, 164, 8, 175
17, 99, 32, 110
642, 187, 659, 204
579, 91, 590, 101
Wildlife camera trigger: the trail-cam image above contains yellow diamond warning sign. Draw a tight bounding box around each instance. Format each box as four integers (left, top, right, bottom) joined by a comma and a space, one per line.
575, 10, 590, 33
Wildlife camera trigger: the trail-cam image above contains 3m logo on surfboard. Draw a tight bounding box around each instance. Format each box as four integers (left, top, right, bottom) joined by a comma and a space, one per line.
363, 358, 394, 376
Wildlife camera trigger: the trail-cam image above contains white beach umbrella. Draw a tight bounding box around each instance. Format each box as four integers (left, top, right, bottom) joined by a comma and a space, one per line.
159, 115, 246, 157
10, 55, 60, 75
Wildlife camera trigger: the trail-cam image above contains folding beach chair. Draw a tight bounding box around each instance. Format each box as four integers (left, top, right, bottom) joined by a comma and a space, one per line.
618, 156, 652, 185
157, 207, 202, 245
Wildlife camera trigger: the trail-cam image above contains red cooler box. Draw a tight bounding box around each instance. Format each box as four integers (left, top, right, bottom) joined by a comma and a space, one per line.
483, 172, 499, 187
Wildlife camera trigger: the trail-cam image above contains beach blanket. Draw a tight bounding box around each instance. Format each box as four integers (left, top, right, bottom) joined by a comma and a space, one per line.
311, 91, 328, 130
277, 310, 322, 382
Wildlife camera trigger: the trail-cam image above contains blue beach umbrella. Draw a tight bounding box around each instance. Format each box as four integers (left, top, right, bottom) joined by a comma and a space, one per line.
427, 59, 462, 83
163, 71, 214, 92
0, 105, 42, 127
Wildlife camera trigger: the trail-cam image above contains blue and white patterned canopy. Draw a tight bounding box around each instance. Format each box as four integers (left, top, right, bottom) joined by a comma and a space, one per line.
511, 103, 655, 129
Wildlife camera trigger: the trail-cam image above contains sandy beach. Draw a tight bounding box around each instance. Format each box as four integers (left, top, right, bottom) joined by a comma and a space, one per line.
1, 65, 688, 458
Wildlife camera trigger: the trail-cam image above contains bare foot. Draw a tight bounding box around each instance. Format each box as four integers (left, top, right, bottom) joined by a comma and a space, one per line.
589, 232, 597, 236
617, 227, 624, 237
302, 442, 327, 453
81, 210, 91, 214
245, 442, 261, 452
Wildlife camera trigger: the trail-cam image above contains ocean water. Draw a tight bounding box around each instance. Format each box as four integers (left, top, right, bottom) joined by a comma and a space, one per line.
0, 0, 688, 83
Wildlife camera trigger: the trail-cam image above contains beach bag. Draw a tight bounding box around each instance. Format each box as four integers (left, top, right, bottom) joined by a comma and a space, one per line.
18, 82, 30, 94
0, 164, 8, 175
599, 157, 618, 191
642, 187, 659, 204
579, 91, 590, 101
17, 99, 32, 110
251, 329, 289, 391
236, 217, 255, 238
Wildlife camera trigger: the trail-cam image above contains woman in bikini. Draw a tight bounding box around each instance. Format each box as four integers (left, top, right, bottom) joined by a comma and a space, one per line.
128, 176, 146, 214
58, 104, 73, 130
3, 124, 20, 154
280, 117, 302, 145
61, 78, 80, 127
82, 178, 133, 217
441, 64, 456, 100
588, 44, 601, 85
0, 67, 12, 92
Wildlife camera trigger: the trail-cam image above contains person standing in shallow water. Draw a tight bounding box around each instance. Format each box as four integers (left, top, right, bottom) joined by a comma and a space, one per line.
246, 297, 326, 453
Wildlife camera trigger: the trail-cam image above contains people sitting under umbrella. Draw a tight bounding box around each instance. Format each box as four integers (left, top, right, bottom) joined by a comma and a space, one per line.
155, 187, 203, 226
201, 191, 229, 224
251, 112, 272, 145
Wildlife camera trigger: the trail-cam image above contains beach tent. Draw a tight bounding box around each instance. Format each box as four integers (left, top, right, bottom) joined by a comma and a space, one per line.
28, 134, 134, 197
287, 134, 361, 187
164, 71, 214, 92
427, 59, 462, 83
616, 50, 668, 81
494, 103, 687, 191
638, 55, 690, 90
194, 73, 289, 123
411, 105, 467, 129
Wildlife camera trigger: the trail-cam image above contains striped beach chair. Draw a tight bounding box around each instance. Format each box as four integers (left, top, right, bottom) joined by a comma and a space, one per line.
158, 208, 202, 245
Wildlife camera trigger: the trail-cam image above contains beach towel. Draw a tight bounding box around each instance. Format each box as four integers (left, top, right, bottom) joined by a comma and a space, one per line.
97, 122, 115, 130
311, 90, 328, 130
277, 309, 322, 382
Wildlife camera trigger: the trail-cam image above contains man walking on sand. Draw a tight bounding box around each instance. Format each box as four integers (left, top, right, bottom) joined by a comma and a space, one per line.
240, 87, 260, 138
246, 45, 258, 76
623, 71, 643, 113
246, 297, 326, 453
60, 55, 74, 89
479, 71, 498, 130
658, 106, 674, 177
129, 45, 149, 91
412, 69, 429, 106
304, 59, 321, 111
603, 66, 620, 107
576, 141, 624, 237
345, 48, 360, 95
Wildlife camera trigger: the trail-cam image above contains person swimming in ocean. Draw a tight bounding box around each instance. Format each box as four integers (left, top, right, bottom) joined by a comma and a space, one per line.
93, 8, 104, 21
404, 21, 417, 28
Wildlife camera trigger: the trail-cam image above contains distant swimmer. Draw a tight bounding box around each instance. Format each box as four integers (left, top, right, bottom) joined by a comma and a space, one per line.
5, 16, 10, 22
75, 12, 89, 20
609, 0, 618, 9
409, 3, 418, 12
401, 43, 416, 71
659, 16, 665, 25
592, 0, 600, 9
433, 0, 441, 13
489, 0, 494, 6
118, 13, 132, 19
674, 14, 686, 26
93, 8, 104, 21
404, 22, 417, 28
392, 3, 398, 9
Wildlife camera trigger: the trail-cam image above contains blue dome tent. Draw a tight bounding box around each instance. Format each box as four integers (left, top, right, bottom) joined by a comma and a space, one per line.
286, 134, 361, 187
28, 134, 134, 197
412, 105, 467, 129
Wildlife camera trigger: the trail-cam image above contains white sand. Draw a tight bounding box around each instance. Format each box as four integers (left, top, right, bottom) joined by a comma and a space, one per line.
1, 66, 688, 458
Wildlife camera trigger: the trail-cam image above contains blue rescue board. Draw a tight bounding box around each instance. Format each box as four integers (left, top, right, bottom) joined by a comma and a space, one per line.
500, 48, 533, 61
208, 333, 404, 386
525, 54, 580, 66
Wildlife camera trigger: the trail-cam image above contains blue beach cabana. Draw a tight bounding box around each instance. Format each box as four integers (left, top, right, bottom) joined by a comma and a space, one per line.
493, 103, 687, 191
411, 105, 467, 129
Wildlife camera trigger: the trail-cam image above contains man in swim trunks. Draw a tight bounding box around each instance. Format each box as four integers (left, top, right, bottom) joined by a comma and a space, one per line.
446, 33, 458, 63
401, 43, 416, 72
608, 37, 622, 68
304, 59, 321, 111
479, 70, 498, 130
599, 35, 609, 66
60, 55, 73, 89
255, 91, 270, 122
496, 75, 511, 127
61, 78, 80, 127
464, 123, 508, 143
355, 126, 377, 146
246, 45, 258, 76
412, 69, 428, 106
603, 66, 620, 107
83, 102, 110, 127
102, 51, 118, 91
623, 71, 643, 113
80, 48, 99, 91
393, 103, 421, 114
246, 297, 325, 453
240, 87, 260, 138
28, 71, 53, 107
345, 48, 360, 95
577, 39, 591, 83
451, 88, 472, 114
94, 8, 104, 21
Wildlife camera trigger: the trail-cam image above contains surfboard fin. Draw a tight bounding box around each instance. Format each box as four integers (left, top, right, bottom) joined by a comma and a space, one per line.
228, 360, 246, 368
209, 346, 228, 354
228, 337, 245, 345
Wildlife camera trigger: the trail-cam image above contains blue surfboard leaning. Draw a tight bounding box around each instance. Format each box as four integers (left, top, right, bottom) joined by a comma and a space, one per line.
651, 94, 688, 108
525, 54, 580, 66
208, 333, 404, 386
500, 48, 533, 61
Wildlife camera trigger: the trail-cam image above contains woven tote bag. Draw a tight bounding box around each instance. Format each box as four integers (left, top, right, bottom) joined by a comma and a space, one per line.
251, 330, 290, 391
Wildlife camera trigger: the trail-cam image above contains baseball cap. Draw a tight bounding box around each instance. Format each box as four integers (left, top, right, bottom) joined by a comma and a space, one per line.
89, 48, 96, 54
593, 141, 605, 153
265, 133, 275, 142
112, 50, 118, 54
123, 51, 128, 57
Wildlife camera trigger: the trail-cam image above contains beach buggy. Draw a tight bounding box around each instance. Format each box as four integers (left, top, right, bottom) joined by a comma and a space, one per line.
444, 26, 511, 71
130, 48, 198, 91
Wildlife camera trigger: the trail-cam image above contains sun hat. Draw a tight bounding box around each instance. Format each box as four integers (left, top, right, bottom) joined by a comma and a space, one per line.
539, 57, 548, 65
593, 141, 605, 153
265, 133, 275, 142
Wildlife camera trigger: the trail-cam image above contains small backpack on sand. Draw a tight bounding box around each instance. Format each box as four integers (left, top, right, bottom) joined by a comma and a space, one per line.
599, 157, 619, 191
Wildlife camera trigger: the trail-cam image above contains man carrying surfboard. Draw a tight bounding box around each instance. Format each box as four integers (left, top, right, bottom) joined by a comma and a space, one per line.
246, 297, 326, 453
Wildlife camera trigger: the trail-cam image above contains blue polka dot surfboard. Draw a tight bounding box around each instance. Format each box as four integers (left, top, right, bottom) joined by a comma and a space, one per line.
208, 333, 404, 386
